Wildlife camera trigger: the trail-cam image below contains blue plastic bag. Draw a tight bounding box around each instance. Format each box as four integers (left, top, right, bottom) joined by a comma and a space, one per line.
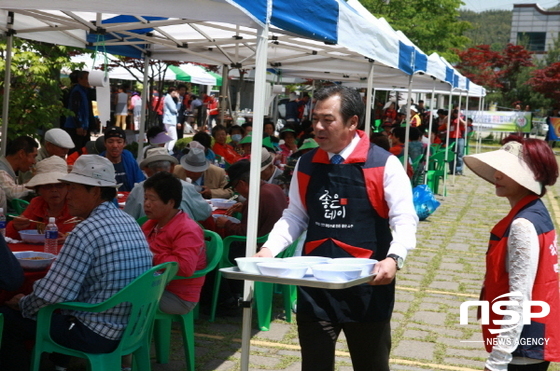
413, 184, 441, 221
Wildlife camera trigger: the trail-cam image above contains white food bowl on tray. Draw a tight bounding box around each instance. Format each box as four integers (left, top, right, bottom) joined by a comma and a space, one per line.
257, 262, 308, 279
211, 214, 240, 224
235, 257, 278, 274
311, 264, 363, 282
211, 198, 237, 209
328, 258, 378, 276
18, 229, 46, 244
14, 251, 56, 271
282, 256, 331, 267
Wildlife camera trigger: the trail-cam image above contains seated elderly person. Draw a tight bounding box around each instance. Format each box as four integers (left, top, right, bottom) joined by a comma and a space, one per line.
123, 147, 211, 222
173, 141, 233, 199
139, 126, 173, 161
0, 136, 38, 202
19, 128, 74, 183
142, 172, 206, 314
215, 160, 287, 260
0, 155, 153, 370
6, 156, 75, 240
211, 124, 241, 165
259, 147, 285, 190
212, 158, 287, 307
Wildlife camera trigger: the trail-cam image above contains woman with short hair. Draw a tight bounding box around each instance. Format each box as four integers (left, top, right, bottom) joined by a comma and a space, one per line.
142, 171, 206, 315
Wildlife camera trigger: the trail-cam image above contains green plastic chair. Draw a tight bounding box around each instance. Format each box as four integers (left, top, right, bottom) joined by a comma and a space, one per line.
153, 230, 223, 370
11, 198, 30, 215
209, 234, 301, 331
209, 234, 269, 324
136, 215, 148, 226
426, 147, 456, 195
258, 236, 301, 327
30, 262, 178, 371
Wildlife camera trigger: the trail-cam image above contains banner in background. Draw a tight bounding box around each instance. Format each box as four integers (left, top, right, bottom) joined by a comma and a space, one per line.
548, 117, 560, 140
465, 111, 532, 133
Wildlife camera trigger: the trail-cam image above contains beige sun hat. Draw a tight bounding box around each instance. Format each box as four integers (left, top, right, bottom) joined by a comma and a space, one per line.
260, 147, 274, 171
26, 156, 69, 189
140, 147, 178, 169
463, 141, 542, 195
58, 155, 121, 188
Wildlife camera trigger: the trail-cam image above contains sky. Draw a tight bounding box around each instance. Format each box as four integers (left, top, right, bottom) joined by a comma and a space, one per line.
460, 0, 559, 12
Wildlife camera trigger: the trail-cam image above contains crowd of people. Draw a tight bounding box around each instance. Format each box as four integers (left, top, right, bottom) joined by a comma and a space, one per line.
0, 80, 558, 371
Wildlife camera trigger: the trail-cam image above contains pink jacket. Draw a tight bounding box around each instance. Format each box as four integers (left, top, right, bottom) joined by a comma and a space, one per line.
142, 211, 206, 302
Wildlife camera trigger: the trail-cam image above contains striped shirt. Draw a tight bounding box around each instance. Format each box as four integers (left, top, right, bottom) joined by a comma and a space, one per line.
20, 201, 153, 340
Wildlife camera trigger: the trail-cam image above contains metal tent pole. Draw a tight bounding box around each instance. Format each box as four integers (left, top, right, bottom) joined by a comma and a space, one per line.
239, 19, 269, 371
402, 74, 413, 172
136, 48, 150, 161
424, 78, 437, 184
1, 12, 14, 156
364, 61, 374, 136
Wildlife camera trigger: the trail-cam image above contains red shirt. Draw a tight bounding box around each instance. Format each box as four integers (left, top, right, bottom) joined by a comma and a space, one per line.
212, 142, 241, 165
6, 196, 75, 239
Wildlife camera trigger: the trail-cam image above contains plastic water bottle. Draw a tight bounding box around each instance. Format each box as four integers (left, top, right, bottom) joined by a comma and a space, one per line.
218, 157, 226, 169
0, 208, 5, 238
44, 217, 58, 255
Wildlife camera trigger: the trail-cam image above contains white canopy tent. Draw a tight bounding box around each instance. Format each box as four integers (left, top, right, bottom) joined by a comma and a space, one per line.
0, 1, 435, 370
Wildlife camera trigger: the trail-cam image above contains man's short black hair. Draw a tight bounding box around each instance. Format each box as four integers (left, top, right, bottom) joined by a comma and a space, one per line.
6, 136, 38, 156
193, 131, 212, 149
229, 125, 245, 136
76, 70, 89, 81
211, 124, 227, 138
392, 126, 407, 143
143, 172, 182, 209
409, 127, 421, 141
313, 85, 364, 128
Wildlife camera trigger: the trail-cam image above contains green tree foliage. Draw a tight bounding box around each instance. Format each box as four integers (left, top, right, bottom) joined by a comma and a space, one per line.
459, 10, 512, 50
360, 0, 470, 62
0, 39, 83, 139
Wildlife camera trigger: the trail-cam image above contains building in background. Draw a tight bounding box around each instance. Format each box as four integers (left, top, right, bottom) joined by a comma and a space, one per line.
510, 3, 560, 58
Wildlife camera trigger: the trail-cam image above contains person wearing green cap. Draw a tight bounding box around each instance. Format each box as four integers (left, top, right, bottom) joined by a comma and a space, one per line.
279, 127, 298, 164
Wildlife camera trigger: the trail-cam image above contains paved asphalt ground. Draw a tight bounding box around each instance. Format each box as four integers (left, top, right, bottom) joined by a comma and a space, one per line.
61, 146, 560, 371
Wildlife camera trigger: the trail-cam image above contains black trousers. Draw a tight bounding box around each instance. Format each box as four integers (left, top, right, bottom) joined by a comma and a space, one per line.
508, 362, 550, 371
0, 306, 119, 370
297, 312, 391, 371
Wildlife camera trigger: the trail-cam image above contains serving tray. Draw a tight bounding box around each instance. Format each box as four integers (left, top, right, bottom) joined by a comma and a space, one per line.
220, 267, 375, 289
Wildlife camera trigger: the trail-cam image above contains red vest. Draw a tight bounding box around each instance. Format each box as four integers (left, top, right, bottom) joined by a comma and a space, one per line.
482, 195, 560, 361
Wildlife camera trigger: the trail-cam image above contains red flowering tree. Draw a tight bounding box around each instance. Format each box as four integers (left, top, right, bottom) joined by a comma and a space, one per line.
455, 45, 503, 89
455, 43, 534, 93
527, 62, 560, 101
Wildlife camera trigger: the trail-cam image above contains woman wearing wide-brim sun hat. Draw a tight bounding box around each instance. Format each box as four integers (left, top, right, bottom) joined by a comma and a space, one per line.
6, 156, 76, 240
463, 134, 560, 371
